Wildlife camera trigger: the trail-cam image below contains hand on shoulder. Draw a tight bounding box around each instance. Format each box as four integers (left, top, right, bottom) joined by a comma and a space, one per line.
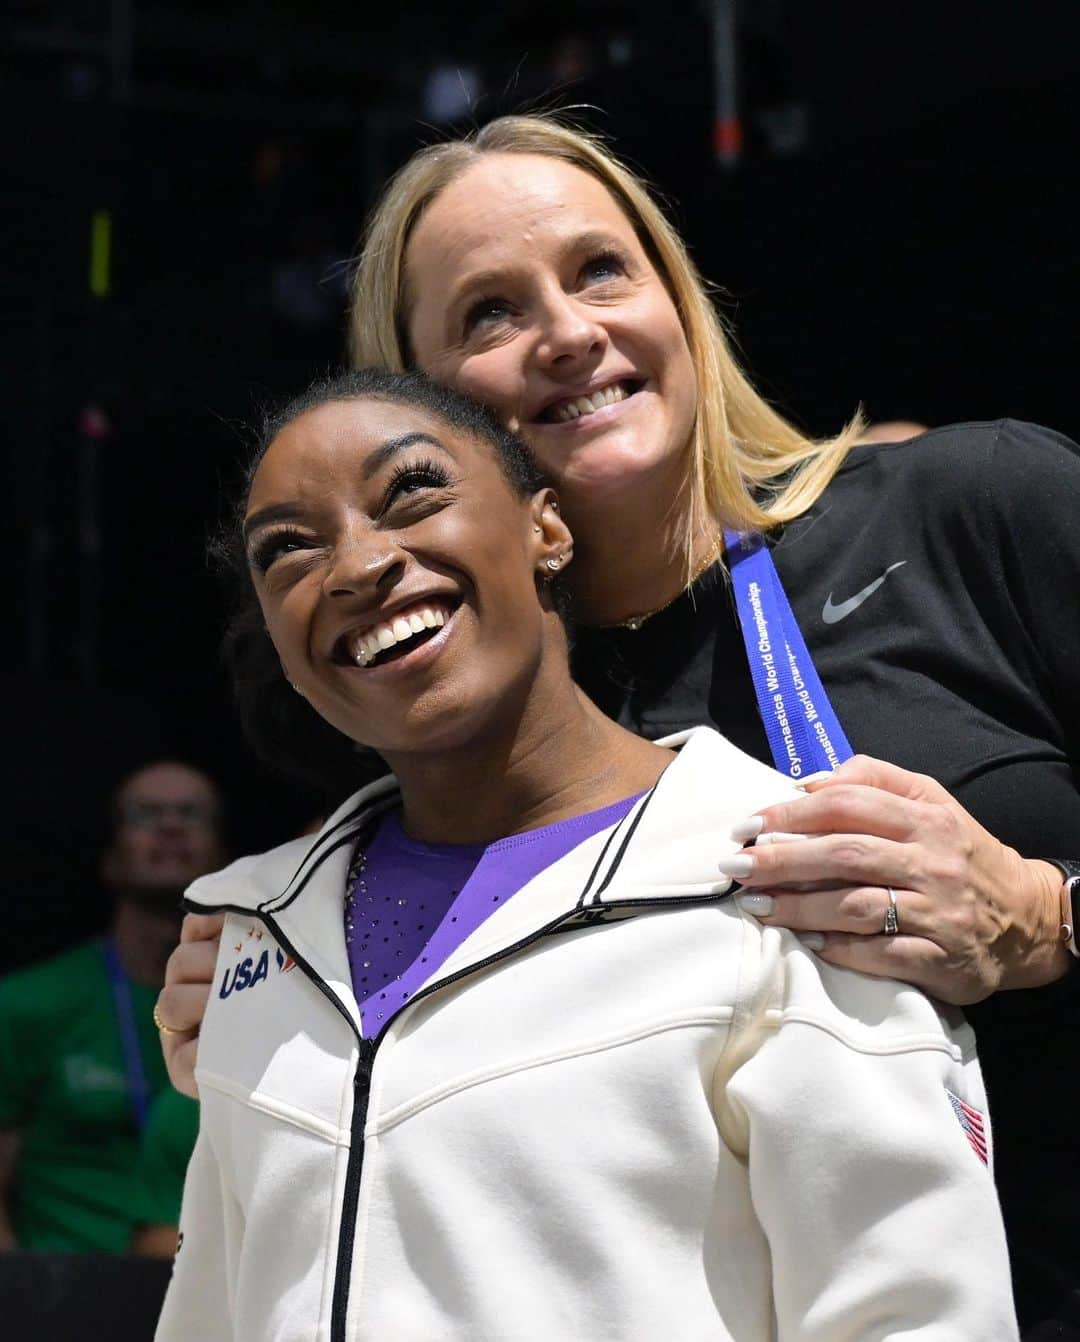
721, 755, 1071, 1004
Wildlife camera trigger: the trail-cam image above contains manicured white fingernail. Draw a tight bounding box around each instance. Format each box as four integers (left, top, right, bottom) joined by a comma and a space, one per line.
798, 771, 834, 787
717, 854, 754, 879
797, 932, 826, 951
739, 893, 774, 915
730, 815, 764, 842
753, 830, 803, 846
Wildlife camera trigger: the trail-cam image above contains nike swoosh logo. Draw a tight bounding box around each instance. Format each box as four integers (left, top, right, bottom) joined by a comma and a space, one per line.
822, 561, 907, 624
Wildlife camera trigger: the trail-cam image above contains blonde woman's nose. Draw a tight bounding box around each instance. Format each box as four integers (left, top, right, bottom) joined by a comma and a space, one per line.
536, 293, 607, 367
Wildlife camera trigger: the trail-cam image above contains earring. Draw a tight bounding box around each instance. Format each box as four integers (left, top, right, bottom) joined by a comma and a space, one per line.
533, 526, 542, 533
546, 557, 562, 571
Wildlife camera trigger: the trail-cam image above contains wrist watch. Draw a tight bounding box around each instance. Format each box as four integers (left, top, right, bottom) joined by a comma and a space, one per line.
1046, 859, 1080, 958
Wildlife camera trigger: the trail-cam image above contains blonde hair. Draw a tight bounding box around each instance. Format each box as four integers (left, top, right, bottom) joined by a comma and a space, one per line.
349, 113, 865, 551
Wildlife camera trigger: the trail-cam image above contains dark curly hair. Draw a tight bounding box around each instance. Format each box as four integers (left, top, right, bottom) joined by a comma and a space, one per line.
211, 367, 559, 795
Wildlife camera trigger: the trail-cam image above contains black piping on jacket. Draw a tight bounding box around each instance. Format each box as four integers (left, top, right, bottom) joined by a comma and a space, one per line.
182, 761, 732, 1341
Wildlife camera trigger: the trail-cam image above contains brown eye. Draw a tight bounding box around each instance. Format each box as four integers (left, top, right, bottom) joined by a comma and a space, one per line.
382, 459, 452, 508
249, 528, 308, 573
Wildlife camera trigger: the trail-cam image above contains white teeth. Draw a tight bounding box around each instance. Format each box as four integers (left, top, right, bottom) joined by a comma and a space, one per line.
551, 382, 630, 423
345, 603, 453, 667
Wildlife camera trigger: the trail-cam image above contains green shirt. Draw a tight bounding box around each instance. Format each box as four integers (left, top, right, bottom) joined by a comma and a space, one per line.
0, 938, 170, 1252
130, 1086, 200, 1229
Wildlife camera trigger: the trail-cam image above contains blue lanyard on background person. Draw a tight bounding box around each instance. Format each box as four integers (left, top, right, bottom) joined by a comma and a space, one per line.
724, 531, 854, 779
101, 937, 152, 1135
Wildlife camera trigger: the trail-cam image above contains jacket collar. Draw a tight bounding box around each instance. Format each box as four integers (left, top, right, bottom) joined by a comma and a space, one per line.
186, 728, 802, 1009
425, 727, 803, 984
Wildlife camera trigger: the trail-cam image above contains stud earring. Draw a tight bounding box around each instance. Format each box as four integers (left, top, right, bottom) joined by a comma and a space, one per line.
533, 526, 542, 533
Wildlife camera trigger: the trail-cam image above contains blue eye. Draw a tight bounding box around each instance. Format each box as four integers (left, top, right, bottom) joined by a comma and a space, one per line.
582, 251, 626, 283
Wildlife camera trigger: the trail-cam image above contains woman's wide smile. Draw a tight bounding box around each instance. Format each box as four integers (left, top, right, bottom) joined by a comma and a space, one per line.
404, 154, 697, 509
530, 376, 645, 428
331, 595, 460, 673
245, 395, 573, 759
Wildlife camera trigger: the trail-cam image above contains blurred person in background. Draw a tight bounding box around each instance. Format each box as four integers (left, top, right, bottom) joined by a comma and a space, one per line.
0, 760, 224, 1252
159, 113, 1080, 1331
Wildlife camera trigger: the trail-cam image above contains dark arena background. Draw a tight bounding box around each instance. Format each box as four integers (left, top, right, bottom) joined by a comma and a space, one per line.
5, 1, 1080, 953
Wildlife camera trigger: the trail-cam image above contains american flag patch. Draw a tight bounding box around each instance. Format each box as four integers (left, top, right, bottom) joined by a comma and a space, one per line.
946, 1089, 988, 1165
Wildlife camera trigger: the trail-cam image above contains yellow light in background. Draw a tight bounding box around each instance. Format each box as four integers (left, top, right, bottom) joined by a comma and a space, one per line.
90, 209, 111, 298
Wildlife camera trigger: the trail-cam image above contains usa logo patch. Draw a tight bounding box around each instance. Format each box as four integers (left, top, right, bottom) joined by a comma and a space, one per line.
218, 924, 296, 998
946, 1088, 988, 1165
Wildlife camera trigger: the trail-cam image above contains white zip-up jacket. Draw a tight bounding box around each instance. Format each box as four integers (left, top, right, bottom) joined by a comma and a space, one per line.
156, 728, 1017, 1341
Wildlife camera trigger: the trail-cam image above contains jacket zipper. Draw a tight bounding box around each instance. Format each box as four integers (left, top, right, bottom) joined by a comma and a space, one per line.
183, 772, 716, 1340
253, 910, 367, 1342
330, 1038, 374, 1340
186, 889, 728, 1338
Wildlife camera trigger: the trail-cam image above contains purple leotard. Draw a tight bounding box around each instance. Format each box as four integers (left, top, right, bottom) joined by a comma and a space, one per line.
345, 793, 643, 1036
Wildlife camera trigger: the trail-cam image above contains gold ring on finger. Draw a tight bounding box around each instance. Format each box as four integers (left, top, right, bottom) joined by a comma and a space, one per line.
153, 1001, 184, 1035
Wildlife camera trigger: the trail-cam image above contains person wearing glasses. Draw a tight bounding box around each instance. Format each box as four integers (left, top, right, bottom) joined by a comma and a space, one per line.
0, 760, 224, 1252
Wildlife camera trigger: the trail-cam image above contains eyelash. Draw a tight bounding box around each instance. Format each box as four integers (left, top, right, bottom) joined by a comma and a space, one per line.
249, 527, 308, 573
581, 249, 628, 282
463, 295, 509, 332
383, 457, 452, 506
463, 250, 629, 333
248, 459, 452, 573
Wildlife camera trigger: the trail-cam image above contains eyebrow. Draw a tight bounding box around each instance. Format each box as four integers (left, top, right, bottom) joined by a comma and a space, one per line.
448, 229, 627, 307
360, 431, 453, 480
242, 431, 454, 542
243, 501, 306, 542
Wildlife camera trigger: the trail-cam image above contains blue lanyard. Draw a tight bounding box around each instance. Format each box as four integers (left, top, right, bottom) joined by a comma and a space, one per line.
724, 531, 853, 779
100, 938, 152, 1134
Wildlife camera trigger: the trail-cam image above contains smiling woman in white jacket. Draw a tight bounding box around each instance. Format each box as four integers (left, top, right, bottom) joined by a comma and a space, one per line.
155, 368, 1016, 1342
